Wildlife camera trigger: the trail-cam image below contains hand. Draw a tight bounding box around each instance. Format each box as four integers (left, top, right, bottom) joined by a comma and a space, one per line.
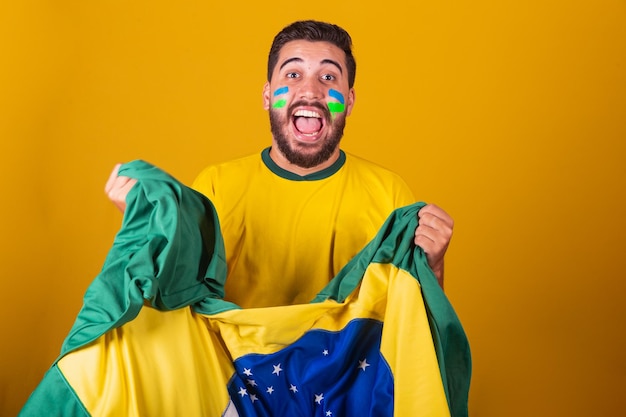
414, 204, 454, 287
104, 163, 137, 212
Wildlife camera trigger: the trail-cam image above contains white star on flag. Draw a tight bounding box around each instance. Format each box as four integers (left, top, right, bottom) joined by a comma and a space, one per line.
243, 368, 253, 376
289, 384, 298, 393
250, 394, 258, 403
238, 387, 248, 397
272, 364, 283, 376
326, 411, 333, 416
322, 349, 329, 356
358, 358, 370, 371
246, 379, 257, 387
315, 393, 324, 404
266, 386, 274, 394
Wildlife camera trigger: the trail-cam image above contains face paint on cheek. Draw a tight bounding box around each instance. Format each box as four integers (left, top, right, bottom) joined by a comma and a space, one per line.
272, 86, 289, 109
327, 89, 346, 117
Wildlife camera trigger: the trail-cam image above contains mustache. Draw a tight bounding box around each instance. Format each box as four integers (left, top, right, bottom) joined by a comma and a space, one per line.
288, 100, 330, 120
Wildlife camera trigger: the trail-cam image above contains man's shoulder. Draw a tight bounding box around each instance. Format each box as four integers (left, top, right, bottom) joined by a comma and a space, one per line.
342, 151, 415, 203
192, 150, 264, 193
343, 151, 403, 179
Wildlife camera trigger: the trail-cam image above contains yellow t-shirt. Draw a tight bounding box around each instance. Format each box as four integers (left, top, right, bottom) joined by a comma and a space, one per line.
192, 147, 414, 308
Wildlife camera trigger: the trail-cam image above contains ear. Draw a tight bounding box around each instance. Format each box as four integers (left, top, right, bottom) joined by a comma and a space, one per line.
345, 88, 356, 116
263, 82, 271, 110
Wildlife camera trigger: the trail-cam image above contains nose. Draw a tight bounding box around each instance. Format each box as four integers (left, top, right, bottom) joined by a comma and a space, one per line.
298, 76, 324, 101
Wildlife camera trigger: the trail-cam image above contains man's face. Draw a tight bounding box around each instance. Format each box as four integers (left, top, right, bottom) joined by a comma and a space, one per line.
263, 40, 355, 169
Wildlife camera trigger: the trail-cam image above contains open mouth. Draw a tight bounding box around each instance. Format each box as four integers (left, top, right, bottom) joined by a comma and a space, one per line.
292, 109, 324, 138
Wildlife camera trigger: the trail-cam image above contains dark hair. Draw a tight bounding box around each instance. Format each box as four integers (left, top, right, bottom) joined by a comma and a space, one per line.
267, 20, 357, 88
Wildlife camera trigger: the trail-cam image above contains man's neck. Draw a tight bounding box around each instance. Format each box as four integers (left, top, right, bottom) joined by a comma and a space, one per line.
268, 145, 341, 176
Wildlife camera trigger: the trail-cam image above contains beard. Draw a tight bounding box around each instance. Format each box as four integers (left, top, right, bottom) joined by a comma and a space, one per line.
270, 101, 346, 169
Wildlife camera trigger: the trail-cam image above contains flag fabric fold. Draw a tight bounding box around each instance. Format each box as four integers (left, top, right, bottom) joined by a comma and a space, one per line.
19, 160, 471, 417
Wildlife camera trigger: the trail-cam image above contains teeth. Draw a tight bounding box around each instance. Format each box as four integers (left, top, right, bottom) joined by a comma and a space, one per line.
294, 109, 321, 118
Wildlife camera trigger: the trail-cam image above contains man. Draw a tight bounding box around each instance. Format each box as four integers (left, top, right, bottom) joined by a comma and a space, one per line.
106, 20, 454, 309
20, 20, 467, 417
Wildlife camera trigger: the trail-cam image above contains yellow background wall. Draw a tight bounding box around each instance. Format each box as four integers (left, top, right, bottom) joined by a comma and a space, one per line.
1, 1, 624, 415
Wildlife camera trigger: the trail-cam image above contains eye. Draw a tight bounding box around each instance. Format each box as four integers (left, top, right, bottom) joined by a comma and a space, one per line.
286, 72, 299, 79
321, 74, 335, 81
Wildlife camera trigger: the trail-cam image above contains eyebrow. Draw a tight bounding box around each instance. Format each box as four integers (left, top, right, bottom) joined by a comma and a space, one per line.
279, 57, 343, 74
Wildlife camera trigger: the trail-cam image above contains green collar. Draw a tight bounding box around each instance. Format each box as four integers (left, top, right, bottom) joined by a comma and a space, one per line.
261, 147, 346, 181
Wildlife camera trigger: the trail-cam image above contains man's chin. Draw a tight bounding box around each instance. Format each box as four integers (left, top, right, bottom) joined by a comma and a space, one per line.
291, 138, 325, 151
286, 153, 328, 169
281, 145, 331, 169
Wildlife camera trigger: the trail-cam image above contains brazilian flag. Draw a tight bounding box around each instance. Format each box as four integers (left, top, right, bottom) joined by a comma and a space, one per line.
19, 161, 471, 417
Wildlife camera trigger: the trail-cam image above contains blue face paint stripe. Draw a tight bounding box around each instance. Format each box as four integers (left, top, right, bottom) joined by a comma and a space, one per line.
274, 86, 289, 96
328, 89, 345, 104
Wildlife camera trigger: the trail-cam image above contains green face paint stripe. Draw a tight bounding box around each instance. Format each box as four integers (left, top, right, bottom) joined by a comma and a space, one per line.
327, 102, 345, 114
273, 99, 287, 109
